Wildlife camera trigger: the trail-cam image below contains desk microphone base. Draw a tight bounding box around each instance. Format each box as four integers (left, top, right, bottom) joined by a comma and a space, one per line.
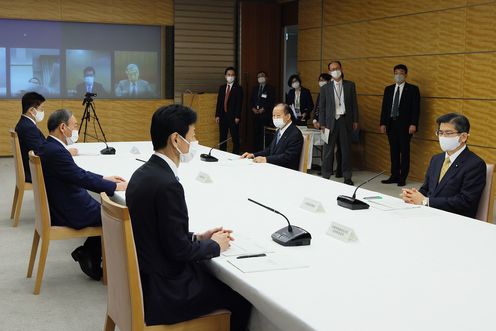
337, 195, 369, 210
100, 147, 116, 155
200, 154, 218, 162
271, 226, 311, 246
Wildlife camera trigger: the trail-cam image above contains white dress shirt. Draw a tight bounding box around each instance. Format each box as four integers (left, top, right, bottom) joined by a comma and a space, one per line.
392, 82, 405, 106
22, 114, 36, 125
333, 80, 346, 119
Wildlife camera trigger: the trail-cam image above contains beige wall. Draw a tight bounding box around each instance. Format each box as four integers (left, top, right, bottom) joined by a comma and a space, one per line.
0, 0, 174, 156
298, 0, 496, 180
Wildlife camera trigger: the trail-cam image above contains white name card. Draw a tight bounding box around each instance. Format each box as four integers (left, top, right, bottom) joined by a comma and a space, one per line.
300, 197, 325, 213
196, 172, 213, 183
129, 146, 141, 154
326, 222, 357, 243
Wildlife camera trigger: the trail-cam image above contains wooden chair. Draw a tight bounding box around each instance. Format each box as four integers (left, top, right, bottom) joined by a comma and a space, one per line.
476, 164, 495, 222
27, 151, 106, 295
100, 192, 231, 331
298, 134, 311, 173
9, 129, 32, 227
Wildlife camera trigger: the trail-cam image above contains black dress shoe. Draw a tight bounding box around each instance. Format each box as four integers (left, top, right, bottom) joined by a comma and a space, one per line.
397, 180, 406, 187
344, 179, 354, 186
71, 246, 102, 281
381, 177, 399, 184
335, 171, 343, 178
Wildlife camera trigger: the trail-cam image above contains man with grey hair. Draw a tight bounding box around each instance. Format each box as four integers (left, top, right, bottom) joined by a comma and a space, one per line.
115, 63, 154, 97
37, 109, 128, 280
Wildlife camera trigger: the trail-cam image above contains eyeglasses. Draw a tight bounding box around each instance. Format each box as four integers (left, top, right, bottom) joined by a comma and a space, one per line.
435, 130, 460, 137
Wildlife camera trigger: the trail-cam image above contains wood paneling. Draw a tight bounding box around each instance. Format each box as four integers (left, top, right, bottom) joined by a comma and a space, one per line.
299, 0, 496, 181
299, 0, 322, 29
183, 93, 219, 148
298, 28, 322, 61
297, 61, 323, 94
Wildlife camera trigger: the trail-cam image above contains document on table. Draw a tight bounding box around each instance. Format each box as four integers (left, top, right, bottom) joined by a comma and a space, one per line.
321, 128, 330, 144
228, 254, 308, 273
219, 158, 254, 167
222, 236, 273, 257
367, 198, 421, 211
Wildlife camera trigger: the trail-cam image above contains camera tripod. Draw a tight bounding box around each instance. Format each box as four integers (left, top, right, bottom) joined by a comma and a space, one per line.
79, 93, 115, 154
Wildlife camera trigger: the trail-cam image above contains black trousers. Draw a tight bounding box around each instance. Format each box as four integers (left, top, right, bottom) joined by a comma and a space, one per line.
387, 120, 412, 181
219, 116, 240, 155
83, 236, 102, 263
322, 117, 352, 180
253, 113, 268, 151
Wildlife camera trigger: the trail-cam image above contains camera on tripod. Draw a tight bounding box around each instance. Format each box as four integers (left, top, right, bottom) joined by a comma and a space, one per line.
83, 92, 97, 105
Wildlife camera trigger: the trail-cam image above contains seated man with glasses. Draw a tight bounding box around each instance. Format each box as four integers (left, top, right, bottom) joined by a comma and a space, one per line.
401, 113, 486, 218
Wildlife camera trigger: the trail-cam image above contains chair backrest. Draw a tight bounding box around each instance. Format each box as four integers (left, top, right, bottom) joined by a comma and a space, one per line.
28, 151, 51, 236
10, 130, 26, 186
101, 193, 145, 331
476, 164, 495, 222
298, 134, 311, 173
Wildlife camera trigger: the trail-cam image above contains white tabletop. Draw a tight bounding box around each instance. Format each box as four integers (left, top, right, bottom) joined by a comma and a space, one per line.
73, 141, 496, 331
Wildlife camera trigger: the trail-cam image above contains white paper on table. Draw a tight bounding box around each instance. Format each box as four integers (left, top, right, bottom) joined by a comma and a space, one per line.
367, 198, 421, 211
321, 128, 330, 144
222, 237, 273, 257
219, 158, 254, 167
228, 254, 308, 273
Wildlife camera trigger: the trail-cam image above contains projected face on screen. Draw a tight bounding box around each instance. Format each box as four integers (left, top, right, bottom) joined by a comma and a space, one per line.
114, 51, 158, 98
0, 48, 5, 96
10, 48, 61, 97
66, 49, 111, 98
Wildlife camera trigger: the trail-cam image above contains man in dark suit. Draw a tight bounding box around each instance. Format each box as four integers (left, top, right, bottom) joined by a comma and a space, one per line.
215, 66, 243, 154
75, 66, 108, 97
38, 109, 127, 280
250, 70, 275, 151
402, 113, 486, 219
380, 64, 420, 187
126, 104, 251, 330
241, 103, 303, 171
319, 61, 359, 185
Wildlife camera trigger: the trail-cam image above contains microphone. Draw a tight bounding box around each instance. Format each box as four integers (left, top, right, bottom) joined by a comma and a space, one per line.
247, 198, 311, 247
78, 131, 116, 155
337, 171, 385, 210
200, 137, 232, 162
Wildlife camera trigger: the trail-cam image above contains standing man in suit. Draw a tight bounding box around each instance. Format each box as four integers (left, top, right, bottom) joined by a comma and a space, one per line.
380, 64, 420, 187
115, 63, 154, 98
286, 74, 314, 125
38, 109, 127, 280
215, 66, 243, 154
126, 104, 251, 330
75, 66, 108, 97
250, 71, 275, 151
402, 113, 486, 219
241, 103, 303, 170
319, 61, 359, 185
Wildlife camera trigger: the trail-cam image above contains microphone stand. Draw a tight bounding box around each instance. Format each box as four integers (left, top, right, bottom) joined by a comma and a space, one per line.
200, 137, 232, 162
337, 171, 385, 210
79, 93, 115, 155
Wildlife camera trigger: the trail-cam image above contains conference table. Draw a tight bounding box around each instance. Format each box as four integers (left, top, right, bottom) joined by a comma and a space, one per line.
73, 141, 496, 331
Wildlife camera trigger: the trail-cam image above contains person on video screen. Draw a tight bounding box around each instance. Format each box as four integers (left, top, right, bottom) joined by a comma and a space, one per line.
76, 66, 108, 97
115, 63, 154, 98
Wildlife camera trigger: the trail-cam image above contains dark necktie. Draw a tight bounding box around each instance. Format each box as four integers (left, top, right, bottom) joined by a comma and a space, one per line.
224, 85, 231, 112
391, 86, 400, 118
275, 130, 282, 145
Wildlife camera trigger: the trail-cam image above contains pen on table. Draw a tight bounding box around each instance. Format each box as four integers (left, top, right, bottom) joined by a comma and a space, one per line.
136, 158, 146, 163
236, 253, 266, 259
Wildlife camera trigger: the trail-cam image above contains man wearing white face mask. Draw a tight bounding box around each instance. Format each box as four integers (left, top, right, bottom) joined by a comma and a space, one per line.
241, 103, 303, 170
401, 113, 486, 219
75, 66, 108, 97
127, 104, 252, 330
38, 109, 128, 280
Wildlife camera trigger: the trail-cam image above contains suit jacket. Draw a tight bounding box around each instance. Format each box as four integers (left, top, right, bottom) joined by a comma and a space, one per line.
313, 94, 321, 122
126, 155, 221, 325
419, 147, 486, 218
37, 136, 116, 229
254, 122, 303, 170
250, 84, 275, 118
380, 82, 420, 130
115, 79, 154, 97
319, 80, 359, 133
76, 81, 108, 98
286, 87, 314, 118
15, 116, 46, 183
215, 82, 244, 119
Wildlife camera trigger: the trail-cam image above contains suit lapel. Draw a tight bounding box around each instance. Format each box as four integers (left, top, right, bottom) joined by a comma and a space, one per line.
273, 125, 292, 153
433, 148, 468, 195
399, 83, 408, 106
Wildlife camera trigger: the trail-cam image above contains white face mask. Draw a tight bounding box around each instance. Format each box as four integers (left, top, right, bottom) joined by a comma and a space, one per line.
66, 129, 79, 145
291, 82, 300, 89
84, 76, 94, 85
33, 108, 44, 122
330, 70, 342, 79
176, 135, 198, 163
439, 135, 461, 152
226, 76, 235, 84
318, 81, 327, 88
273, 117, 286, 129
258, 77, 266, 84
394, 74, 405, 84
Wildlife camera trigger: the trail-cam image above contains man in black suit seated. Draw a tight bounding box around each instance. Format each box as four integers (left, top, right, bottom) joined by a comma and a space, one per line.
241, 103, 304, 171
401, 113, 486, 218
126, 104, 251, 330
250, 70, 275, 151
75, 66, 108, 97
15, 92, 77, 183
38, 109, 127, 279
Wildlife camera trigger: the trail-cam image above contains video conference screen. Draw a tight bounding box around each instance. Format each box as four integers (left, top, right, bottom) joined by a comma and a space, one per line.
0, 19, 161, 99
